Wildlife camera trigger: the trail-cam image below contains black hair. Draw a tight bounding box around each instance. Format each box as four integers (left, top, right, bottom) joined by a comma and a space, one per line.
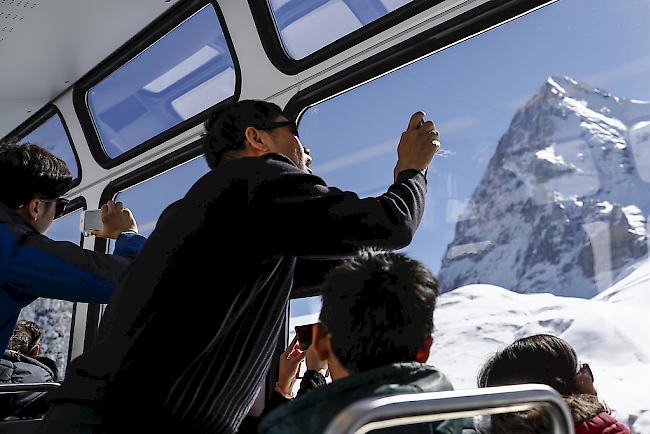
202, 100, 284, 169
319, 249, 439, 373
8, 320, 42, 355
0, 142, 72, 209
477, 334, 579, 395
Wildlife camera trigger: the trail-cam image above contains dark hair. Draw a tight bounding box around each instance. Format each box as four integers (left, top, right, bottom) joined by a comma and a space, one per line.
0, 142, 72, 209
202, 100, 284, 169
8, 320, 42, 355
319, 249, 439, 373
477, 334, 579, 395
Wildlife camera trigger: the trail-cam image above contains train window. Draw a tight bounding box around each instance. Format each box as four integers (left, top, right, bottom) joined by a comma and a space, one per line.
87, 4, 236, 159
297, 0, 649, 427
19, 113, 80, 181
268, 0, 413, 59
108, 156, 209, 252
18, 206, 84, 378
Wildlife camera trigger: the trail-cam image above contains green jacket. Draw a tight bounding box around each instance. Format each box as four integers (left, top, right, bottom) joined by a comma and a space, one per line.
259, 362, 474, 434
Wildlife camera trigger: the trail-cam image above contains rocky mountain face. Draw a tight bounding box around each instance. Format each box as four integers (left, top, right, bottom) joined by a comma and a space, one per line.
439, 76, 650, 297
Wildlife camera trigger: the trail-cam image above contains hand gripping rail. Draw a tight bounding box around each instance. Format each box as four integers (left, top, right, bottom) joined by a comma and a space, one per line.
0, 382, 61, 394
323, 384, 575, 434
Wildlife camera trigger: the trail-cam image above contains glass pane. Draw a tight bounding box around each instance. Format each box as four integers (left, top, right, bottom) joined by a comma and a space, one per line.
298, 0, 649, 429
18, 208, 83, 379
88, 5, 236, 158
20, 114, 79, 180
288, 296, 324, 394
269, 0, 412, 59
108, 156, 210, 252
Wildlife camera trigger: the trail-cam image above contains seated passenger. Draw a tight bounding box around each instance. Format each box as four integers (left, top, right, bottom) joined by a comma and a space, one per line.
259, 249, 467, 434
477, 334, 630, 434
0, 320, 55, 419
0, 142, 147, 354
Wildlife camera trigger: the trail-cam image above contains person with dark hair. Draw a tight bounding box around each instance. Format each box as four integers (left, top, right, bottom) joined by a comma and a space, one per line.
477, 334, 630, 434
259, 250, 466, 434
41, 99, 440, 433
0, 142, 146, 354
0, 321, 55, 419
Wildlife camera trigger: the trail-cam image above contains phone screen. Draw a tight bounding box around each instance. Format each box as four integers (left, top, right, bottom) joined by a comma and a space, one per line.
295, 324, 314, 351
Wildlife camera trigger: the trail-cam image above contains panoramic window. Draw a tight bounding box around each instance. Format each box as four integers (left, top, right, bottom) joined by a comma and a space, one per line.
108, 156, 210, 252
88, 4, 236, 159
296, 0, 650, 430
268, 0, 413, 59
18, 207, 84, 378
20, 113, 79, 180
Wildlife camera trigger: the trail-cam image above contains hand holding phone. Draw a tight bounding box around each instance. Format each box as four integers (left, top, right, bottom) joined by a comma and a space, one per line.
80, 209, 103, 237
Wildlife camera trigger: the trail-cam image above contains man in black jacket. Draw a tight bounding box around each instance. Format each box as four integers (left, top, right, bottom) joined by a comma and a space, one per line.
41, 99, 440, 433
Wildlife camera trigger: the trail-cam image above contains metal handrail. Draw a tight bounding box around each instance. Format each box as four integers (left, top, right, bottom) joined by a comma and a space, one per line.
0, 382, 61, 394
323, 384, 575, 434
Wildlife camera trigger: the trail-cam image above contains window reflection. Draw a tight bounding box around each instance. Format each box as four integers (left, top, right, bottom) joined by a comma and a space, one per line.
269, 0, 413, 59
88, 5, 236, 158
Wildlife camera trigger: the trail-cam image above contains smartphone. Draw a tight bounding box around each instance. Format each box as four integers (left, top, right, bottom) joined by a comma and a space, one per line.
295, 323, 316, 351
80, 209, 103, 236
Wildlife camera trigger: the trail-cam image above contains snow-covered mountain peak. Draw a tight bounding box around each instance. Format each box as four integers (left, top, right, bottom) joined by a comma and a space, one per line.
439, 76, 649, 297
544, 75, 616, 101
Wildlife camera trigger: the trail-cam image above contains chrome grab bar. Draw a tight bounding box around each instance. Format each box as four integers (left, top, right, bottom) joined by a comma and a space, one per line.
324, 384, 574, 434
0, 382, 61, 394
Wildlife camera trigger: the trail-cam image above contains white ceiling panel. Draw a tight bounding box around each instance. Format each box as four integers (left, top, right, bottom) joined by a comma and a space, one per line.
0, 0, 180, 138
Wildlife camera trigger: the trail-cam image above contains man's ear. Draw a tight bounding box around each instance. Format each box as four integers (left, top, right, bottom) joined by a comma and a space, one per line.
29, 344, 40, 358
243, 126, 270, 153
312, 323, 331, 362
23, 198, 41, 221
415, 334, 433, 363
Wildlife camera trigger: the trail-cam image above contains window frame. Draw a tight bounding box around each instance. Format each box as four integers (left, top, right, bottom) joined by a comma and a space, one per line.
249, 0, 442, 75
73, 0, 241, 169
2, 105, 82, 189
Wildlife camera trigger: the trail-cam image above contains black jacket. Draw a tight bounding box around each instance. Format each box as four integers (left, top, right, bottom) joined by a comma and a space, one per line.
0, 350, 55, 419
49, 154, 426, 433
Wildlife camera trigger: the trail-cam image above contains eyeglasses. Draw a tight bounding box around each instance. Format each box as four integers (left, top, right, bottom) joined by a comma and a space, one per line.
18, 197, 69, 218
577, 363, 593, 383
40, 197, 70, 218
254, 120, 299, 137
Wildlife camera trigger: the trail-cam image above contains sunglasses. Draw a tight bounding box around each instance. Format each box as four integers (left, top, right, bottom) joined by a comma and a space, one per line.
40, 197, 70, 218
254, 120, 299, 137
577, 363, 594, 382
